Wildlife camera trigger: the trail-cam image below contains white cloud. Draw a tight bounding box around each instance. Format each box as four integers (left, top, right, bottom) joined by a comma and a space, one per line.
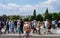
0, 0, 60, 15
19, 4, 34, 12
46, 0, 57, 4
6, 3, 20, 10
34, 0, 60, 13
35, 0, 57, 9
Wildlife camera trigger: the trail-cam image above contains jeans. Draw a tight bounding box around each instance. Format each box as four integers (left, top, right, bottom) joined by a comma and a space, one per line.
19, 27, 23, 33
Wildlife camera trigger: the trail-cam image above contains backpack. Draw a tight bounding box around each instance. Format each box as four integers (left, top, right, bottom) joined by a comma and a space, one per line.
31, 23, 34, 28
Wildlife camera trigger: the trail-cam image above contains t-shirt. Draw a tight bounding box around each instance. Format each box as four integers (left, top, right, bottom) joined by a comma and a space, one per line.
14, 21, 17, 26
17, 21, 20, 27
20, 21, 24, 27
52, 21, 56, 25
44, 21, 48, 27
6, 21, 9, 28
10, 22, 14, 28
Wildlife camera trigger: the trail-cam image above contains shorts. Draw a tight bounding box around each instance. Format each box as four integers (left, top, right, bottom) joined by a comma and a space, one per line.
48, 26, 51, 29
34, 28, 36, 30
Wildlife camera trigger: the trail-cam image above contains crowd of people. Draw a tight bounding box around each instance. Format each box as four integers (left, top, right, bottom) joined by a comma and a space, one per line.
0, 19, 60, 36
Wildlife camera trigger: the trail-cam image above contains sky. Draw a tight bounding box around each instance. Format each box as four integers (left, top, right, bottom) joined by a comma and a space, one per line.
0, 0, 60, 16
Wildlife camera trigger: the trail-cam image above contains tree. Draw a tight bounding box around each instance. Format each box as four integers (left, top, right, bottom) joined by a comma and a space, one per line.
23, 17, 29, 21
52, 13, 59, 20
45, 8, 49, 15
58, 12, 60, 20
36, 14, 43, 21
2, 15, 10, 21
33, 9, 36, 20
30, 16, 34, 21
44, 8, 52, 20
46, 14, 52, 20
12, 16, 19, 20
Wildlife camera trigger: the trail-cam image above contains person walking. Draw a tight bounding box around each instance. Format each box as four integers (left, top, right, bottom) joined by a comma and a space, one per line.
57, 20, 60, 34
10, 20, 15, 33
23, 22, 30, 38
19, 19, 24, 34
37, 21, 41, 34
32, 20, 37, 34
14, 20, 17, 33
52, 20, 56, 29
44, 19, 49, 34
4, 19, 9, 33
17, 20, 20, 32
47, 20, 52, 34
19, 19, 24, 36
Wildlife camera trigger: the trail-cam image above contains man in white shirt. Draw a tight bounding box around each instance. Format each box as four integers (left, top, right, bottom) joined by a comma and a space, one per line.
44, 19, 48, 34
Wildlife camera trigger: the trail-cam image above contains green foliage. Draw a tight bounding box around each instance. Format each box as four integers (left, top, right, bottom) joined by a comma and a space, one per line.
52, 13, 58, 20
52, 12, 60, 21
44, 8, 52, 20
2, 15, 10, 21
33, 9, 36, 20
6, 16, 10, 19
58, 12, 60, 20
44, 14, 52, 20
44, 8, 60, 21
29, 9, 37, 21
30, 16, 34, 21
1, 9, 60, 21
12, 16, 19, 20
45, 8, 49, 15
36, 14, 43, 21
2, 15, 6, 20
23, 17, 29, 21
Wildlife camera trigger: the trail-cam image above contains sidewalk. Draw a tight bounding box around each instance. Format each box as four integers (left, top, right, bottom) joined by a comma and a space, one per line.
1, 33, 60, 36
1, 28, 60, 36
